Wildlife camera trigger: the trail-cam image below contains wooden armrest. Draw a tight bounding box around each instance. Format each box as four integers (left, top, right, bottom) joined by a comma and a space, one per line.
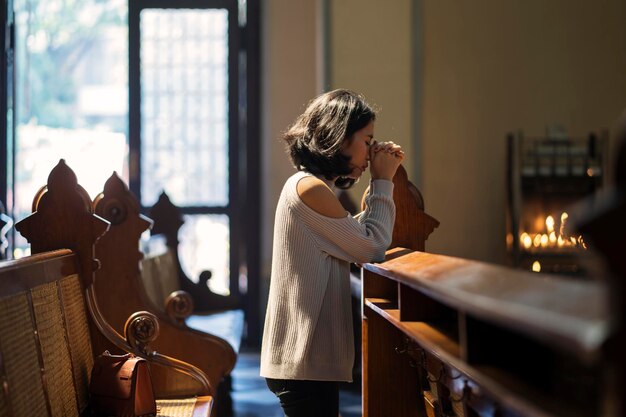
86, 284, 213, 396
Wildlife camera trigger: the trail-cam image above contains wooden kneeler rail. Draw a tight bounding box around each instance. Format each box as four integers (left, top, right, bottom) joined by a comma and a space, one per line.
361, 163, 623, 417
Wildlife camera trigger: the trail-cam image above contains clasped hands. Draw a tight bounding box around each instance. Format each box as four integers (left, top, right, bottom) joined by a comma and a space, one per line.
370, 140, 404, 180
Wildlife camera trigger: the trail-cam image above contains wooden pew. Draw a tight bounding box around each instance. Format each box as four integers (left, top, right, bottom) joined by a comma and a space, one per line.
139, 238, 244, 355
142, 191, 246, 417
361, 166, 621, 416
92, 173, 238, 416
148, 192, 241, 313
0, 160, 213, 416
144, 192, 244, 355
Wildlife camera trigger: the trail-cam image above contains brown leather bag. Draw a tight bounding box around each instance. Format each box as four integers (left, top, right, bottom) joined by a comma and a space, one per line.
89, 351, 157, 417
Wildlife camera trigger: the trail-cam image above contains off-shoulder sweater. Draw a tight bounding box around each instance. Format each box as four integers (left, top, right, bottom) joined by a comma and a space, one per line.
260, 170, 395, 382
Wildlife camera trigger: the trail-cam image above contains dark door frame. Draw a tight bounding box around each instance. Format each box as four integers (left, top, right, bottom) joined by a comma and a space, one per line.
128, 0, 261, 346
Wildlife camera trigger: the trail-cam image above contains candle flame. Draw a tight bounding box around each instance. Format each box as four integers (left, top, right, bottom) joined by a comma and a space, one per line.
517, 211, 588, 252
549, 231, 557, 244
546, 215, 555, 233
560, 212, 568, 236
532, 261, 541, 272
520, 233, 532, 249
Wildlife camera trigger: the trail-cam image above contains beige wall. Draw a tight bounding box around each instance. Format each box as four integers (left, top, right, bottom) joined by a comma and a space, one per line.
421, 0, 626, 263
260, 0, 626, 296
329, 0, 415, 202
261, 0, 322, 309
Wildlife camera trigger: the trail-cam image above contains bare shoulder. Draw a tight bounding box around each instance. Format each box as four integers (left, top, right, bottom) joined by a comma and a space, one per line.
296, 176, 347, 219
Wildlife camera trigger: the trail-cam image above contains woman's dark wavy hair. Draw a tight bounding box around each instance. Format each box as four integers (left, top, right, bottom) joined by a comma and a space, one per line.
282, 89, 376, 189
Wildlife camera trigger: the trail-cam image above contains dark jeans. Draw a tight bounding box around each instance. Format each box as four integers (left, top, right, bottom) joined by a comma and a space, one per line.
266, 378, 339, 417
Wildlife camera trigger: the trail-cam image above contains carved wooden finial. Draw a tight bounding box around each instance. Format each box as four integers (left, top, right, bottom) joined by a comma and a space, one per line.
391, 165, 440, 252
362, 165, 439, 252
94, 172, 152, 259
149, 191, 184, 249
15, 159, 109, 284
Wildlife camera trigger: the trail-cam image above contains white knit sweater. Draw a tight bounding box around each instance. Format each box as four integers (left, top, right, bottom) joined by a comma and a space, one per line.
260, 170, 395, 382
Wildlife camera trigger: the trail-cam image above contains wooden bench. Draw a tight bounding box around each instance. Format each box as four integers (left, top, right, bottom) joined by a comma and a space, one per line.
361, 159, 624, 416
91, 173, 240, 416
0, 160, 213, 416
139, 238, 244, 354
142, 191, 246, 417
145, 192, 244, 352
148, 192, 242, 314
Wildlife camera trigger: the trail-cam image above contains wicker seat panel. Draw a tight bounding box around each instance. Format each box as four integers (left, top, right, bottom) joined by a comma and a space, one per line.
60, 274, 94, 412
32, 281, 79, 416
0, 293, 48, 416
156, 397, 198, 417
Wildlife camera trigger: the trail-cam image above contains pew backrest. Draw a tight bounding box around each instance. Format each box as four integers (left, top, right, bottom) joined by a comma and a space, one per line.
147, 192, 240, 313
141, 245, 181, 311
0, 250, 93, 415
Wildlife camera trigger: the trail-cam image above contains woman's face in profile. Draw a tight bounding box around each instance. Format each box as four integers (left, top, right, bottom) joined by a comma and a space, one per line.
341, 121, 374, 180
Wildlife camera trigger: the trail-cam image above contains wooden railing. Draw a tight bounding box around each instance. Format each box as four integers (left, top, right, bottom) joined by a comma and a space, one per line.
361, 159, 624, 416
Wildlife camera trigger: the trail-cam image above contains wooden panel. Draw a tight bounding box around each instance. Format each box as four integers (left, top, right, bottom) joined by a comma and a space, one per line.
362, 269, 397, 302
365, 299, 460, 360
0, 250, 76, 296
363, 304, 426, 417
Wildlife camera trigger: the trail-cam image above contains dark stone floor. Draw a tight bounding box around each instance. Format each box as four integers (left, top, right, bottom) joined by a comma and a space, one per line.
231, 350, 362, 417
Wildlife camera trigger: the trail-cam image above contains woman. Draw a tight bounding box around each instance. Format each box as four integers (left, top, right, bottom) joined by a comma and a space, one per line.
261, 89, 403, 416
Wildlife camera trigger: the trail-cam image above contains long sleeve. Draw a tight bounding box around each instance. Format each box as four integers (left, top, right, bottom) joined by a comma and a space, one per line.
292, 179, 395, 263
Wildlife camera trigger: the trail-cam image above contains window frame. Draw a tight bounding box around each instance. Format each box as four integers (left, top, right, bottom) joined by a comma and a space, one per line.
2, 0, 261, 345
128, 0, 254, 335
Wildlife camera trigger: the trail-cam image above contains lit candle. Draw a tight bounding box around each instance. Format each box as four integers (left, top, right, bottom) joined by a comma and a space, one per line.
546, 215, 555, 234
560, 212, 568, 236
520, 233, 532, 249
532, 261, 541, 272
533, 234, 542, 248
540, 234, 549, 248
549, 231, 557, 245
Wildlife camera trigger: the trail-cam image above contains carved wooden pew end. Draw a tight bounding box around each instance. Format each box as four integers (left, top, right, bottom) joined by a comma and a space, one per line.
145, 191, 245, 354
0, 160, 213, 416
93, 172, 239, 416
